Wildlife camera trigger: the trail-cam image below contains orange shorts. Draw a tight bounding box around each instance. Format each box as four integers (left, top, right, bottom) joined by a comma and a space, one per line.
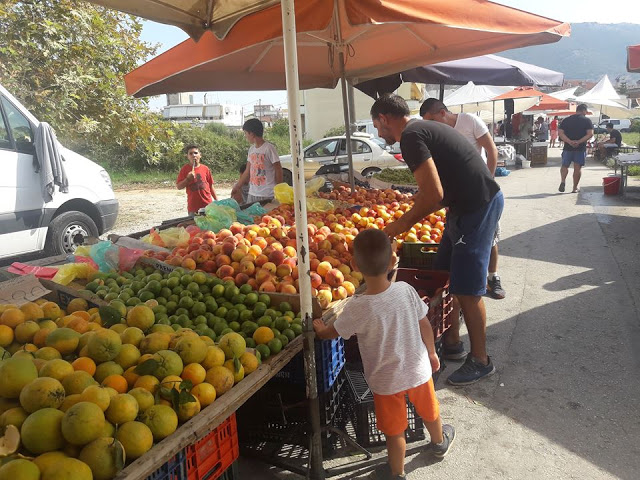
373, 378, 440, 437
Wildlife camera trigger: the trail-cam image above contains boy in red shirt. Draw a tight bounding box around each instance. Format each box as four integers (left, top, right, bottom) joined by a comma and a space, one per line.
176, 145, 217, 215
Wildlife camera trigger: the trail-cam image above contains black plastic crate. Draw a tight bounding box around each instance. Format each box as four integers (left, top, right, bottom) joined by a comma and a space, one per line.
399, 242, 439, 269
237, 369, 348, 455
217, 461, 238, 480
342, 369, 425, 448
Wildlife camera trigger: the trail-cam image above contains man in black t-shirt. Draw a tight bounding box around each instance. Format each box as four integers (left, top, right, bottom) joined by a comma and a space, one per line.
558, 104, 594, 193
595, 123, 623, 160
372, 94, 503, 386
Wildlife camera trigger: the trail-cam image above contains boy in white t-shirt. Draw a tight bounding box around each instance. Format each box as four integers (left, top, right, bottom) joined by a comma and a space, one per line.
314, 229, 455, 480
232, 118, 283, 204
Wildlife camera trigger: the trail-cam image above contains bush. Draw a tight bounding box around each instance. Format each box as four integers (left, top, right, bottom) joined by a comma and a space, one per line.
630, 119, 640, 133
324, 125, 346, 137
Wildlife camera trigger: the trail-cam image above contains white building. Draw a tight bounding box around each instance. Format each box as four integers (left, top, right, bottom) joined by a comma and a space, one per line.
162, 93, 244, 128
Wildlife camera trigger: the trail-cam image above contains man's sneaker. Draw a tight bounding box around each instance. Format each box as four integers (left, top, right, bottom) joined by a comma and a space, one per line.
487, 275, 506, 299
429, 424, 456, 458
559, 182, 565, 192
447, 356, 496, 386
442, 341, 467, 361
367, 463, 406, 479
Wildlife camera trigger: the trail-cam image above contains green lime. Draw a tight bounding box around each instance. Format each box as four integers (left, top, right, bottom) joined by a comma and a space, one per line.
205, 298, 219, 313
224, 285, 240, 300
241, 321, 259, 336
175, 307, 189, 317
158, 318, 171, 326
118, 292, 131, 303
187, 282, 200, 294
244, 293, 259, 307
225, 309, 240, 323
139, 290, 155, 302
252, 302, 267, 319
274, 317, 290, 332
267, 338, 283, 355
277, 334, 289, 347
152, 305, 167, 315
194, 315, 208, 326
146, 280, 162, 295
160, 287, 173, 299
231, 294, 246, 305
178, 296, 194, 309
166, 277, 180, 288
222, 302, 235, 311
258, 294, 271, 306
192, 271, 207, 285
212, 284, 225, 298
291, 324, 303, 336
180, 274, 193, 287
256, 344, 271, 360
239, 284, 253, 295
215, 307, 228, 318
245, 338, 256, 349
219, 328, 233, 336
213, 320, 228, 335
191, 302, 207, 316
156, 297, 167, 306
229, 321, 241, 332
282, 329, 295, 341
168, 294, 179, 304
257, 316, 273, 327
239, 310, 253, 323
278, 302, 292, 313
125, 296, 140, 306
265, 308, 278, 320
177, 314, 191, 327
172, 285, 184, 295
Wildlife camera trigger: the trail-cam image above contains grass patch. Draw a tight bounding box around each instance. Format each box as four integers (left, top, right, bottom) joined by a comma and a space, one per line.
622, 132, 639, 147
110, 169, 240, 189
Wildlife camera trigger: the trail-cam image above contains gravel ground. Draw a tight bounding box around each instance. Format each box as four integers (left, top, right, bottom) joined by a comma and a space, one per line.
110, 185, 233, 237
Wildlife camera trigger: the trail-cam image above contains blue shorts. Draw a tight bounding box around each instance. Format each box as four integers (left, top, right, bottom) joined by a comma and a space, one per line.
561, 150, 586, 167
434, 191, 504, 296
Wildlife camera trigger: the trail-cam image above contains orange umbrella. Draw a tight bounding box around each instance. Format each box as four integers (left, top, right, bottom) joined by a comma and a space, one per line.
494, 86, 569, 111
628, 44, 640, 73
122, 0, 570, 97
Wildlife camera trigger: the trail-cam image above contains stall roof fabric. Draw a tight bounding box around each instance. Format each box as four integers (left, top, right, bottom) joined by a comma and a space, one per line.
494, 87, 569, 111
627, 45, 640, 73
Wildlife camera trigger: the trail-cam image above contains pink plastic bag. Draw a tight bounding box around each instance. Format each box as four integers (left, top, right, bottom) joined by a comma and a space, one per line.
119, 247, 145, 272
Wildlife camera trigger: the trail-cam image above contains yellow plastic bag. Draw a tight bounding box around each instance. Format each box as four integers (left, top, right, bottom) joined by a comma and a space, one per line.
52, 263, 97, 286
75, 245, 92, 257
305, 176, 326, 196
274, 183, 294, 205
141, 227, 190, 249
306, 197, 334, 212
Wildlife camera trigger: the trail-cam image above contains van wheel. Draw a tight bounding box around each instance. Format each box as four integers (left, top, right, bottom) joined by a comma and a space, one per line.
283, 169, 293, 186
45, 211, 99, 256
361, 167, 381, 178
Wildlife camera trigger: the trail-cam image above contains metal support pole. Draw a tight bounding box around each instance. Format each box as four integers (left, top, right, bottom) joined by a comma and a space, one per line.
280, 1, 324, 478
340, 52, 355, 191
348, 81, 357, 131
439, 82, 445, 101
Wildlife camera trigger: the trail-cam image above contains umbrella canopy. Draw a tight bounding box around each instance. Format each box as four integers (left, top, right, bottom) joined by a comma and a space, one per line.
494, 86, 569, 111
356, 53, 564, 98
627, 45, 640, 73
572, 75, 632, 118
547, 86, 578, 101
119, 0, 570, 97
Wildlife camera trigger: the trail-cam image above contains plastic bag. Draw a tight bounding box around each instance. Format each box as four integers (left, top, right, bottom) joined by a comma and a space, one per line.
119, 247, 145, 272
52, 262, 97, 285
89, 241, 120, 272
306, 197, 334, 212
237, 202, 267, 224
305, 176, 326, 196
142, 227, 190, 249
196, 204, 237, 232
274, 183, 294, 205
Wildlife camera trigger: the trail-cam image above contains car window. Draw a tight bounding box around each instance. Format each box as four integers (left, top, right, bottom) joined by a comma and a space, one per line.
306, 139, 338, 158
1, 97, 34, 154
0, 110, 11, 150
338, 139, 372, 155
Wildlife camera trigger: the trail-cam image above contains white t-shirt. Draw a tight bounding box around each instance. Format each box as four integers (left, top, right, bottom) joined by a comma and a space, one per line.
333, 282, 431, 395
454, 112, 489, 163
247, 141, 280, 198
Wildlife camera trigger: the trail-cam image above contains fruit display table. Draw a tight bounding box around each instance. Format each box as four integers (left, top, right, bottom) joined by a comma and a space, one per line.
616, 153, 640, 194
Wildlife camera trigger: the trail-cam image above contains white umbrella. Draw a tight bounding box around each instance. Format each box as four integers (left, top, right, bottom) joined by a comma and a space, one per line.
548, 86, 578, 101
573, 75, 632, 119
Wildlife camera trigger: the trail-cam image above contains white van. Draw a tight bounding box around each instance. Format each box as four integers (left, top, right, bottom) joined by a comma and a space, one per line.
594, 118, 631, 133
0, 84, 118, 259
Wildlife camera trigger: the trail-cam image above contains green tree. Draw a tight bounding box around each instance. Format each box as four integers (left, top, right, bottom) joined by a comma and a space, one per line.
0, 0, 181, 170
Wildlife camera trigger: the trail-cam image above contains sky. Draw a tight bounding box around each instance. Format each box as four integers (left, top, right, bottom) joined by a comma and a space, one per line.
139, 0, 639, 111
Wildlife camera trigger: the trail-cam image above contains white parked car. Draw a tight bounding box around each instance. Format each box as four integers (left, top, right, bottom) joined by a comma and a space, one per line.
0, 84, 118, 259
279, 132, 404, 183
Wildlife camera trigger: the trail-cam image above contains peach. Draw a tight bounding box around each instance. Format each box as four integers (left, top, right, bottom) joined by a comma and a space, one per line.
240, 261, 256, 276
221, 241, 235, 256
318, 240, 332, 251
326, 269, 344, 288
215, 254, 232, 267
181, 258, 196, 270
235, 273, 250, 286
344, 275, 360, 289
249, 245, 263, 257
217, 229, 233, 239
255, 268, 272, 285
343, 281, 356, 296
262, 262, 277, 275
310, 272, 323, 288
275, 264, 293, 278
231, 247, 247, 262
316, 261, 332, 277
216, 265, 234, 278
201, 260, 217, 273
268, 250, 285, 266
282, 257, 297, 269
255, 254, 269, 267
316, 290, 333, 309
283, 246, 297, 258
212, 244, 223, 255
259, 281, 277, 293
337, 264, 351, 276
230, 222, 244, 235
247, 278, 259, 290
280, 284, 297, 294
310, 258, 320, 271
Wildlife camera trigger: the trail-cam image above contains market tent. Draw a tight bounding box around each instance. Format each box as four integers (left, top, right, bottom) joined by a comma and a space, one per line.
627, 44, 640, 73
355, 53, 564, 99
572, 75, 632, 119
547, 86, 578, 101
493, 86, 569, 111
442, 82, 540, 117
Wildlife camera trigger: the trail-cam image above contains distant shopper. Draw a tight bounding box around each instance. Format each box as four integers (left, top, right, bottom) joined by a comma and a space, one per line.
549, 116, 559, 148
420, 98, 505, 300
314, 229, 455, 480
176, 144, 217, 215
595, 122, 623, 160
375, 94, 503, 386
558, 104, 594, 193
535, 116, 549, 142
232, 118, 283, 204
231, 163, 250, 205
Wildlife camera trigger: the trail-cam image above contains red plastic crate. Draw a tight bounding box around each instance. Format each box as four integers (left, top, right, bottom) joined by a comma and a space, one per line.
395, 269, 453, 337
186, 413, 239, 480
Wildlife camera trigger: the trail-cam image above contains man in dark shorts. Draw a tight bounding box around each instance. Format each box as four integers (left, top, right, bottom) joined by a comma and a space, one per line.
372, 94, 503, 386
558, 104, 594, 193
